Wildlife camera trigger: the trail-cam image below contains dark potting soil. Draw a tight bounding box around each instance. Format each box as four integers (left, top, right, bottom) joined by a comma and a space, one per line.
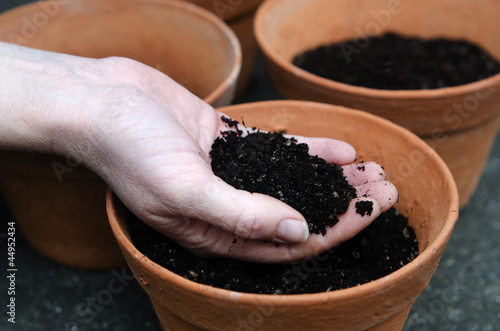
292, 32, 500, 90
355, 200, 374, 217
210, 119, 357, 235
127, 121, 418, 294
128, 207, 418, 294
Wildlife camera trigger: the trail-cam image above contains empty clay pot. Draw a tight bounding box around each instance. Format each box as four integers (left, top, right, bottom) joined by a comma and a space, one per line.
0, 0, 241, 269
178, 0, 264, 97
107, 100, 459, 330
254, 0, 500, 208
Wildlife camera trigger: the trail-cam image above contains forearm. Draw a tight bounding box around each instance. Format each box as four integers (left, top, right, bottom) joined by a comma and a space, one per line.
0, 41, 97, 159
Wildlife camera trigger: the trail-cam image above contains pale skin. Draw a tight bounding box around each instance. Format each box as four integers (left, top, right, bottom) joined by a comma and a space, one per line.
0, 41, 398, 263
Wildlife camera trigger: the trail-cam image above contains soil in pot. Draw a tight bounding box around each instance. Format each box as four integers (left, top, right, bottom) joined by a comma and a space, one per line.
129, 207, 417, 294
126, 118, 419, 295
292, 32, 500, 90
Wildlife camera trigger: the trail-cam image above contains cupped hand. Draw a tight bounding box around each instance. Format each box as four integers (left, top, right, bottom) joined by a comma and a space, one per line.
72, 57, 398, 263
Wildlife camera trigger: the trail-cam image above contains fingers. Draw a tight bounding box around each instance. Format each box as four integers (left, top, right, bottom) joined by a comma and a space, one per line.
178, 174, 310, 245
294, 137, 357, 165
342, 161, 386, 186
176, 178, 398, 263
355, 181, 399, 212
165, 176, 397, 263
216, 113, 357, 166
181, 197, 382, 263
298, 197, 382, 258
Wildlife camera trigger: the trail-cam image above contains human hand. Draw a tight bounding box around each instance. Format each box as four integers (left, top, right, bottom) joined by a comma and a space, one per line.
78, 57, 397, 263
0, 43, 398, 263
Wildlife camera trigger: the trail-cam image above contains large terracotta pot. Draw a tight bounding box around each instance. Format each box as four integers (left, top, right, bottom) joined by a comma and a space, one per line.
178, 0, 264, 98
254, 0, 500, 208
0, 0, 241, 269
107, 100, 459, 330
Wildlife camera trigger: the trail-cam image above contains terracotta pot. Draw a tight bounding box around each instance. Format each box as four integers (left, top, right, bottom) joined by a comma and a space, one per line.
0, 0, 241, 107
177, 0, 264, 98
107, 100, 459, 330
0, 0, 241, 269
0, 152, 126, 269
254, 0, 500, 208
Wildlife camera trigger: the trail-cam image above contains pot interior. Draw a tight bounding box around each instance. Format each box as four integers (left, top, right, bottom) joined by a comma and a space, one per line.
259, 0, 500, 65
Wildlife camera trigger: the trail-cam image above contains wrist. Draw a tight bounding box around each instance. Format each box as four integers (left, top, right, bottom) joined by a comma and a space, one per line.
0, 42, 100, 166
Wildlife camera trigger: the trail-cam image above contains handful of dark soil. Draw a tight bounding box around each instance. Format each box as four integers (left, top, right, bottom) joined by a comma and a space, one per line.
292, 32, 500, 90
209, 117, 356, 235
127, 120, 418, 294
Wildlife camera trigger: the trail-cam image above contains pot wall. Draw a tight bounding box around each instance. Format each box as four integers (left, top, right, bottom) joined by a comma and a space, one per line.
0, 0, 241, 107
144, 0, 263, 98
108, 101, 459, 330
0, 152, 125, 269
225, 5, 260, 99
254, 0, 500, 207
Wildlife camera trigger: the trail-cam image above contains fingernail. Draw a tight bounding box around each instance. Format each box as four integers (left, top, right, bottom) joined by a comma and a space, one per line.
275, 219, 309, 244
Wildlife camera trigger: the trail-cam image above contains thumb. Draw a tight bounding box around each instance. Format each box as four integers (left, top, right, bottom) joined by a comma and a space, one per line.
183, 175, 310, 244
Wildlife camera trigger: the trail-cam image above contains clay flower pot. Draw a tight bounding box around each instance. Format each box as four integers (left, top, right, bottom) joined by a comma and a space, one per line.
254, 0, 500, 208
0, 0, 241, 106
177, 0, 264, 98
0, 0, 241, 269
107, 100, 459, 330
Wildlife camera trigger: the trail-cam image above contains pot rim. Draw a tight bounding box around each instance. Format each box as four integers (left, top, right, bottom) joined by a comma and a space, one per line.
0, 0, 242, 107
107, 100, 460, 305
254, 0, 500, 100
165, 0, 242, 106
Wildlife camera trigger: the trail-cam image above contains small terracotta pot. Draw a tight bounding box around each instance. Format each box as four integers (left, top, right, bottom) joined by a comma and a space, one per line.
0, 0, 241, 269
177, 0, 264, 98
254, 0, 500, 208
107, 100, 459, 330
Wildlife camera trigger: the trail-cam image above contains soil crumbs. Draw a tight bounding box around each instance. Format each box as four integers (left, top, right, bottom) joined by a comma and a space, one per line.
292, 32, 500, 90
